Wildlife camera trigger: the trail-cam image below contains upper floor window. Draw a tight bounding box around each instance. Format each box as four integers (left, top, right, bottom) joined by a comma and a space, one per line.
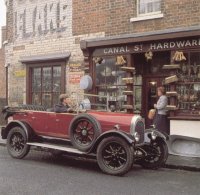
130, 0, 163, 22
138, 0, 162, 16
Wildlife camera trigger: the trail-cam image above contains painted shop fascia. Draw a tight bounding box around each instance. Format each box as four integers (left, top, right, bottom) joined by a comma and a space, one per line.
93, 37, 200, 56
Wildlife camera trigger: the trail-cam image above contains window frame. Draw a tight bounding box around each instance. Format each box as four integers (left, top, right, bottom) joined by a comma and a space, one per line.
26, 61, 66, 107
130, 0, 163, 22
137, 0, 162, 16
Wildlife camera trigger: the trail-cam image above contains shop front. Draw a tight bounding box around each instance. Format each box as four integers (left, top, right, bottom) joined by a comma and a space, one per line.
81, 27, 200, 156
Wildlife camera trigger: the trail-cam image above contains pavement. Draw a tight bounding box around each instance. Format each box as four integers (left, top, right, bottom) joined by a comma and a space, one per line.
0, 127, 200, 172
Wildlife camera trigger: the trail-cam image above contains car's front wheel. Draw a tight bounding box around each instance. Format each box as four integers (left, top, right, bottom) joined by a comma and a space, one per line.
7, 127, 30, 159
138, 138, 168, 169
97, 136, 134, 176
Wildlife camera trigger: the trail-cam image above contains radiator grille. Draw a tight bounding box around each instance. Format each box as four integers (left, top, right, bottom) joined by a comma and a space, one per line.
135, 120, 145, 144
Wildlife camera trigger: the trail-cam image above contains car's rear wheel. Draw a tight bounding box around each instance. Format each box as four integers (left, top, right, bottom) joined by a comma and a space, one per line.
7, 127, 30, 159
97, 136, 134, 176
138, 138, 168, 169
69, 114, 101, 152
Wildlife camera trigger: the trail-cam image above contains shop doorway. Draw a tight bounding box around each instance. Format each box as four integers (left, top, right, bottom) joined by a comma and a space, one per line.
143, 76, 165, 128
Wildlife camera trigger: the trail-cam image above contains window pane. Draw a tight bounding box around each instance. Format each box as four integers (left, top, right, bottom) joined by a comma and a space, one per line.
32, 93, 41, 105
139, 0, 161, 15
52, 93, 60, 106
147, 2, 154, 13
42, 67, 52, 92
138, 0, 146, 14
32, 68, 41, 92
154, 1, 161, 12
53, 66, 61, 92
190, 52, 200, 66
96, 62, 106, 85
42, 93, 52, 108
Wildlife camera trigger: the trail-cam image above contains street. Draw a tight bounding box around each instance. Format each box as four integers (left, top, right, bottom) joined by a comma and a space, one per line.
0, 147, 199, 195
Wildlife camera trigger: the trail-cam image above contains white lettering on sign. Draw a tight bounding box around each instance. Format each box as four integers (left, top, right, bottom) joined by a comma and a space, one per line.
102, 38, 199, 55
104, 46, 130, 54
150, 39, 200, 50
13, 0, 72, 40
133, 44, 143, 52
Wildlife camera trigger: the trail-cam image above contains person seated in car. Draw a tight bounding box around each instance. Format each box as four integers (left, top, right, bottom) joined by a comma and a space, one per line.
54, 94, 74, 113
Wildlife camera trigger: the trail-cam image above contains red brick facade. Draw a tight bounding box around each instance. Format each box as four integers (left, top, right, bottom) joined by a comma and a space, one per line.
73, 0, 200, 36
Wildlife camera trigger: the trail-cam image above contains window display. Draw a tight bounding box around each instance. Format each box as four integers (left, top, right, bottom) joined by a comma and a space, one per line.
164, 51, 200, 116
95, 57, 127, 111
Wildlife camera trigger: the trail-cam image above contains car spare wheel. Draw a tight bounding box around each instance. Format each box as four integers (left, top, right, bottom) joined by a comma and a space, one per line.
7, 127, 30, 159
69, 114, 101, 152
97, 136, 134, 176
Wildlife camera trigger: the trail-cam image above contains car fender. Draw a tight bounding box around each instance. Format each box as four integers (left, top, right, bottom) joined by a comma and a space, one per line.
89, 130, 135, 153
2, 120, 33, 140
145, 129, 169, 141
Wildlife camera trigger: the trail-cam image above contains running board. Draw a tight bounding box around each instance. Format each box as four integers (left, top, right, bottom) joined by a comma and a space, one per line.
27, 142, 86, 155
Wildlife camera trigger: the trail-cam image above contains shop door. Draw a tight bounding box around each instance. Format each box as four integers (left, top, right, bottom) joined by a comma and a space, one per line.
143, 77, 164, 128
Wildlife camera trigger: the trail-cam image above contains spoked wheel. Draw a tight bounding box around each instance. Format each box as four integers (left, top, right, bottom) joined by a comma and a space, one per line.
138, 138, 168, 169
7, 127, 30, 159
69, 114, 101, 152
97, 136, 134, 176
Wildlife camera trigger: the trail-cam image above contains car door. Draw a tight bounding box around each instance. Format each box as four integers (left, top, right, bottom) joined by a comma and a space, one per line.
45, 112, 75, 138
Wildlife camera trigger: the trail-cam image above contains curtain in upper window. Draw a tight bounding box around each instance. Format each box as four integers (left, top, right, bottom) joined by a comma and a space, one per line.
138, 0, 161, 15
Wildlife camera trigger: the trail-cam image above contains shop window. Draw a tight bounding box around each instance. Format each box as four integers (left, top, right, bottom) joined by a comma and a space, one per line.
168, 51, 200, 115
133, 75, 142, 114
29, 63, 65, 108
95, 57, 127, 111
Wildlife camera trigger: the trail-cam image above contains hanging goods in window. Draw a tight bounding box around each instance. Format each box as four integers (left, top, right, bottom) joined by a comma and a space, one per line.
172, 51, 186, 62
145, 50, 153, 61
116, 56, 126, 65
93, 57, 103, 64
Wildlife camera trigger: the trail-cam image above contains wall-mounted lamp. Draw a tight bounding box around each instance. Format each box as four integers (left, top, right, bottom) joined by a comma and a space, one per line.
150, 81, 156, 86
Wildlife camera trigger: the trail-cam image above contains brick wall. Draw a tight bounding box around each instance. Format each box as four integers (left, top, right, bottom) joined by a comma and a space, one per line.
7, 0, 13, 43
5, 0, 105, 105
0, 48, 7, 125
0, 48, 6, 99
73, 0, 200, 36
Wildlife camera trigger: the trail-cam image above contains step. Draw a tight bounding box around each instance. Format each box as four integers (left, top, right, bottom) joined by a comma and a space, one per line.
27, 142, 86, 155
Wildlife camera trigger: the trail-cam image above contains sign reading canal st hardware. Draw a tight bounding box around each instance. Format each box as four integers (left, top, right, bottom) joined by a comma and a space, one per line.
93, 37, 200, 56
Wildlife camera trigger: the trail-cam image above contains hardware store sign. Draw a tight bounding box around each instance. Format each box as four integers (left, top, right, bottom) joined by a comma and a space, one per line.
93, 37, 200, 56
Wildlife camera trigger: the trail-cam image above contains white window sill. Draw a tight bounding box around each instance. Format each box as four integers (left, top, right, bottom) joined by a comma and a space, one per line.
130, 13, 164, 22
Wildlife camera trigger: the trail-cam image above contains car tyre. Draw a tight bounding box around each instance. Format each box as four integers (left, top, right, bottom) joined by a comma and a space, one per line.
97, 136, 134, 176
69, 114, 101, 152
138, 138, 168, 169
7, 127, 30, 159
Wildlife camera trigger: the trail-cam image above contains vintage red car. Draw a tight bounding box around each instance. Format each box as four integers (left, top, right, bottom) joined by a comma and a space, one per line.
1, 105, 168, 176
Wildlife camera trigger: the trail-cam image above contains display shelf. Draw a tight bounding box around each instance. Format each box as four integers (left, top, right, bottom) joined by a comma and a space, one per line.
162, 64, 181, 69
176, 82, 200, 85
123, 91, 133, 95
166, 91, 178, 96
122, 105, 133, 109
166, 105, 178, 110
164, 75, 179, 84
120, 67, 135, 72
122, 77, 134, 84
